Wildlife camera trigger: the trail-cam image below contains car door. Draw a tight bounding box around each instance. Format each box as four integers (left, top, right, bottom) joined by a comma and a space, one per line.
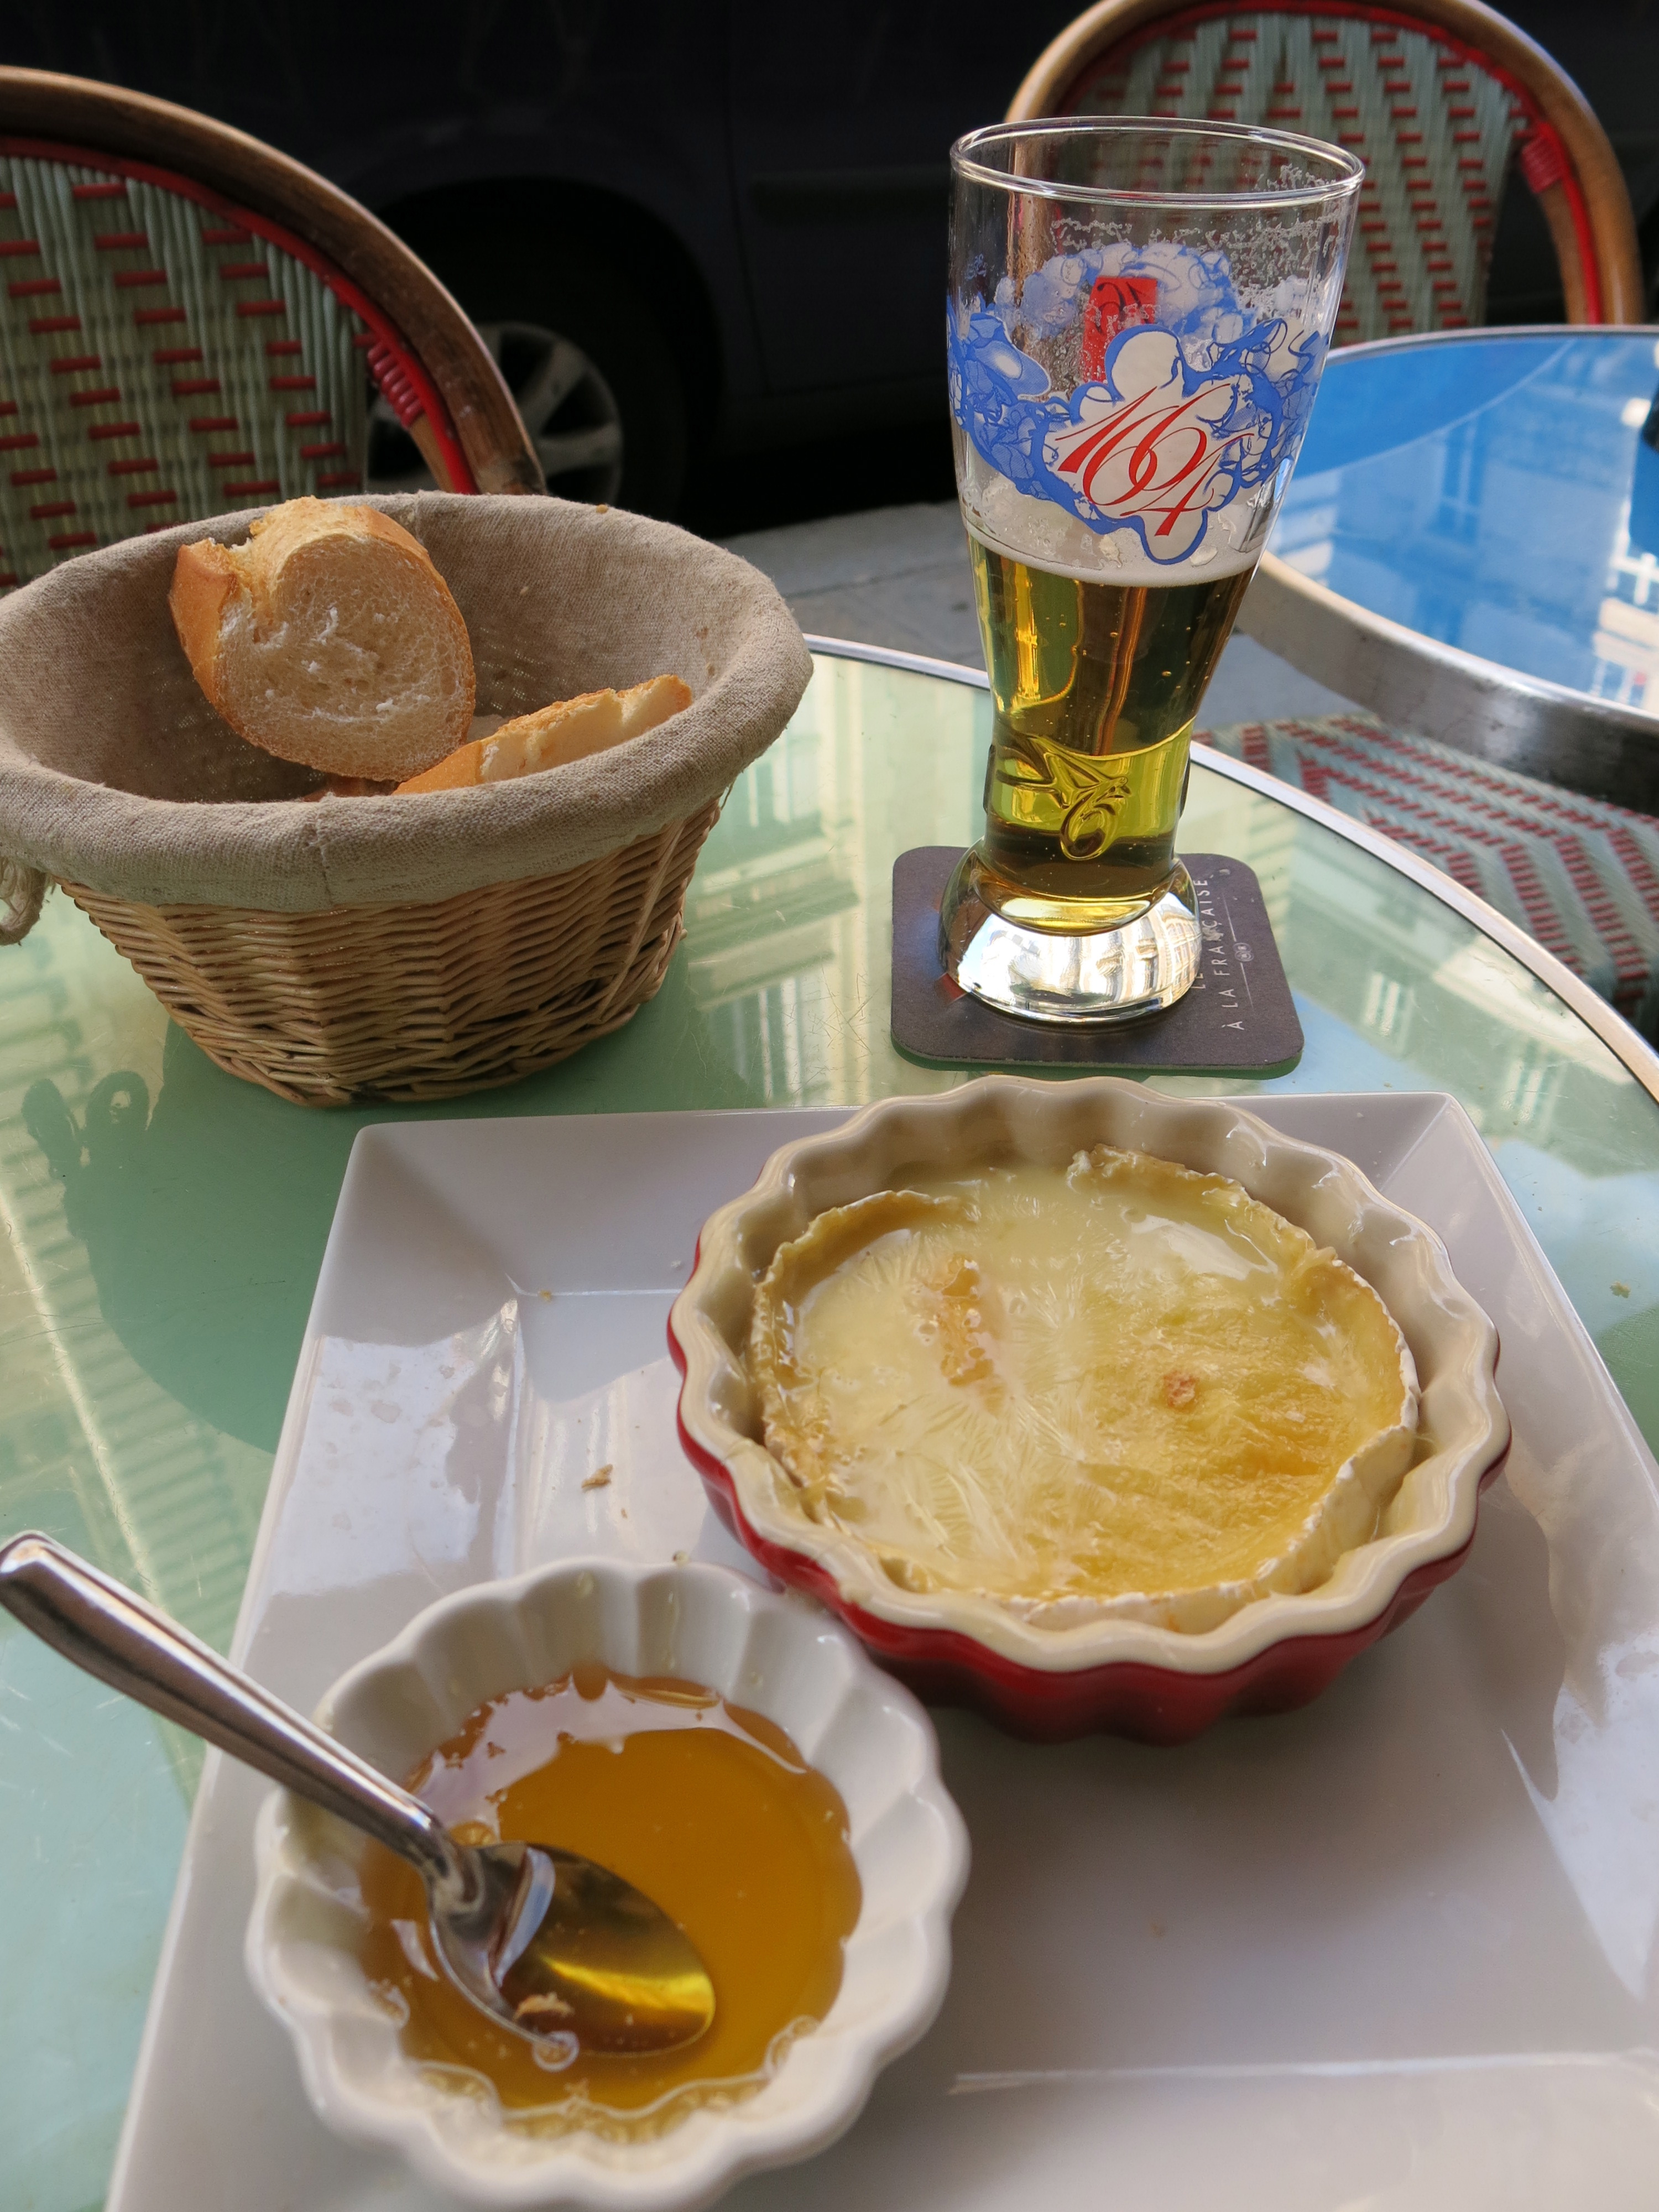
727, 1, 1081, 399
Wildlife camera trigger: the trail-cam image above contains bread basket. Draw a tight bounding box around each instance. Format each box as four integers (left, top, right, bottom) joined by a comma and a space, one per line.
0, 494, 811, 1104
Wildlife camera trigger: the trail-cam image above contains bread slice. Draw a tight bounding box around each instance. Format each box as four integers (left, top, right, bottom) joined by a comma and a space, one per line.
169, 498, 475, 781
395, 675, 692, 794
296, 774, 399, 802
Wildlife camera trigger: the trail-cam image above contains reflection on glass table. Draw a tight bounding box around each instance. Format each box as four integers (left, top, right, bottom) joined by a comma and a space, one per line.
1248, 331, 1659, 806
0, 649, 1656, 2211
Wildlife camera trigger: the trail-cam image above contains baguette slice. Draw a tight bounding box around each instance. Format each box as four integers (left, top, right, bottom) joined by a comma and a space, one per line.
395, 675, 692, 794
297, 774, 399, 802
169, 498, 475, 781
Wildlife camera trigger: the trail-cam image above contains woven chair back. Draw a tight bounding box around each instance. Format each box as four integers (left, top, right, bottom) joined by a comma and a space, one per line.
0, 145, 377, 586
1010, 1, 1644, 343
0, 72, 541, 591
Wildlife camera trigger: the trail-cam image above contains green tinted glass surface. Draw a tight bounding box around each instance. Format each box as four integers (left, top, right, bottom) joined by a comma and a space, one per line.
3, 654, 1657, 2209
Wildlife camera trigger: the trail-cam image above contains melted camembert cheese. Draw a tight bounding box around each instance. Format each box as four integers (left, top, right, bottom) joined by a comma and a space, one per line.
749, 1147, 1418, 1631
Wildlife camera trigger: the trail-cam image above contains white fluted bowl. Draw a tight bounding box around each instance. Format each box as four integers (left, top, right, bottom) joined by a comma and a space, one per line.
246, 1557, 968, 2209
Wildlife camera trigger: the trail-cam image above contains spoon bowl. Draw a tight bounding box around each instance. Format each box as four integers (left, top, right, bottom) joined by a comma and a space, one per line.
434, 1835, 714, 2053
0, 1531, 713, 2056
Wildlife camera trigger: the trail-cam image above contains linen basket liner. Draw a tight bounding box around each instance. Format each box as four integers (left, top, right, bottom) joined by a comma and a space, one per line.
0, 492, 812, 923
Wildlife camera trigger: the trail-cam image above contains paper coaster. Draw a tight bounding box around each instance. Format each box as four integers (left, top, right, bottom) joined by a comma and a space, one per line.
891, 848, 1303, 1074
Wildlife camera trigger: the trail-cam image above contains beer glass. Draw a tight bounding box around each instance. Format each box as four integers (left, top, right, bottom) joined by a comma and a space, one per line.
944, 120, 1360, 1020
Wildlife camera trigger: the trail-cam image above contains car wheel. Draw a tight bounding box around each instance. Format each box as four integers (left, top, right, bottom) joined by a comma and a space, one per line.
486, 321, 624, 503
366, 320, 624, 504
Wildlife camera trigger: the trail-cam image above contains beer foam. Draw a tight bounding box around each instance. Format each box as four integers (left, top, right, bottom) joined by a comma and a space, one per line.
958, 441, 1267, 586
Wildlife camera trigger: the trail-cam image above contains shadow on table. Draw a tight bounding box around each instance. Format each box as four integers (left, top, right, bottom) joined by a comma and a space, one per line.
19, 950, 769, 1454
23, 1028, 361, 1452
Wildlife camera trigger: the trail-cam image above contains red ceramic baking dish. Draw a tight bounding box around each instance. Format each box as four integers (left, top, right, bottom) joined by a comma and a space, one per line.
667, 1077, 1509, 1745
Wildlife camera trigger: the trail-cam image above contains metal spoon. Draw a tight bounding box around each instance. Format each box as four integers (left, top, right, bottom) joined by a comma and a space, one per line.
0, 1531, 715, 2055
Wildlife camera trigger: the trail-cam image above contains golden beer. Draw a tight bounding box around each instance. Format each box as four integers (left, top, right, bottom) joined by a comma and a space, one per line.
969, 534, 1252, 931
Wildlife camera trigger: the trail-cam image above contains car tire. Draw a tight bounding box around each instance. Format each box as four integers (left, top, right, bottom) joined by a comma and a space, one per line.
369, 244, 690, 519
484, 321, 624, 504
367, 317, 627, 504
499, 254, 689, 518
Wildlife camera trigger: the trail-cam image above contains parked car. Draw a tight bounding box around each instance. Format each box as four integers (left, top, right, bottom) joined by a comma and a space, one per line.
0, 3, 1650, 519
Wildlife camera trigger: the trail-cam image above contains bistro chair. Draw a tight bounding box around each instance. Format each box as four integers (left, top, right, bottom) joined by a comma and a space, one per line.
0, 68, 540, 593
1203, 708, 1659, 1040
1009, 0, 1644, 339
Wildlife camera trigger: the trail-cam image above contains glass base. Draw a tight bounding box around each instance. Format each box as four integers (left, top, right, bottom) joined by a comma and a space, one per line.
939, 849, 1201, 1024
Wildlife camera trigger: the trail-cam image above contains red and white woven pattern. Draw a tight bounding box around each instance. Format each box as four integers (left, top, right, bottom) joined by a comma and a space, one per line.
0, 151, 374, 585
1199, 709, 1659, 1037
1065, 6, 1531, 343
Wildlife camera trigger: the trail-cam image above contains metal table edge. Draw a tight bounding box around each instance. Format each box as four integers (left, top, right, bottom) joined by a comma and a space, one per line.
1241, 548, 1641, 726
801, 637, 1659, 1110
1235, 325, 1659, 807
1291, 322, 1659, 363
1240, 553, 1659, 785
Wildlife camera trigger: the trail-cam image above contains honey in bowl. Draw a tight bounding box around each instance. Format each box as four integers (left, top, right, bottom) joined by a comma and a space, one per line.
358, 1667, 862, 2137
749, 1145, 1419, 1634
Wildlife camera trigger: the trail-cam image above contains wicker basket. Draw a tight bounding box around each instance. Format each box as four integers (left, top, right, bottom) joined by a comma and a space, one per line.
0, 495, 812, 1103
61, 801, 719, 1105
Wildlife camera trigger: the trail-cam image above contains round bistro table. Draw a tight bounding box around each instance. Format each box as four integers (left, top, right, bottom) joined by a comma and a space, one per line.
1241, 328, 1659, 812
3, 647, 1658, 2211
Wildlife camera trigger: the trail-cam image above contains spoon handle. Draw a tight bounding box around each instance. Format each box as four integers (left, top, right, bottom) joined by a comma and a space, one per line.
0, 1531, 464, 1892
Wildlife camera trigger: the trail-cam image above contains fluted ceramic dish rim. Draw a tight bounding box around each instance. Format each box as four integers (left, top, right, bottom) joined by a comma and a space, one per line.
670, 1076, 1509, 1677
246, 1557, 969, 2210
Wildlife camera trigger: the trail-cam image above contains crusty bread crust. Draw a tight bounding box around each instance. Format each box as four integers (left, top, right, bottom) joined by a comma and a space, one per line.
168, 498, 475, 780
394, 742, 488, 795
395, 675, 692, 794
168, 539, 241, 713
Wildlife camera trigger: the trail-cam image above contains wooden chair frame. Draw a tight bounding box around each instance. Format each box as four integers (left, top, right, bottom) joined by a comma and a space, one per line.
1008, 0, 1644, 327
0, 67, 541, 497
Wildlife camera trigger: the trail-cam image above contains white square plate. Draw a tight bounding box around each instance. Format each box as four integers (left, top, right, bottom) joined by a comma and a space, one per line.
109, 1097, 1659, 2212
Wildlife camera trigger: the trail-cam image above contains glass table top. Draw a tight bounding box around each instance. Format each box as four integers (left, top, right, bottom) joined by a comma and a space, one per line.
3, 650, 1658, 2209
1270, 330, 1659, 717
